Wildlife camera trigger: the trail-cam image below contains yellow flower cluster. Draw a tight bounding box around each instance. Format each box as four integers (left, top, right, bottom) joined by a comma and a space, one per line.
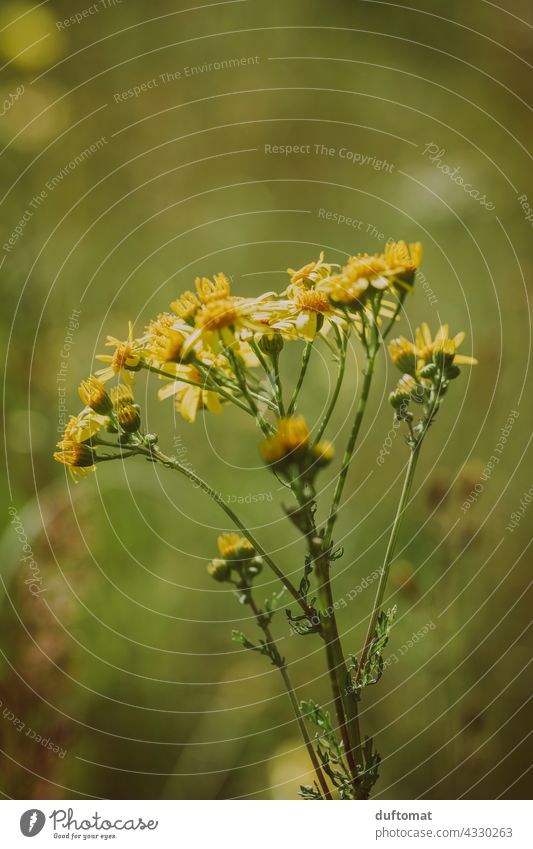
388, 323, 478, 377
53, 378, 141, 480
54, 241, 423, 476
260, 416, 334, 479
95, 239, 421, 397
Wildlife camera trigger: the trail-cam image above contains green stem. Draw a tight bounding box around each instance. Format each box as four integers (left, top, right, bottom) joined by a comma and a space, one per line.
143, 362, 253, 417
381, 290, 406, 341
323, 347, 378, 552
247, 593, 332, 799
314, 552, 362, 790
272, 353, 285, 417
225, 345, 272, 435
249, 340, 285, 417
356, 439, 422, 685
144, 445, 313, 620
288, 341, 313, 415
288, 479, 361, 792
314, 327, 347, 442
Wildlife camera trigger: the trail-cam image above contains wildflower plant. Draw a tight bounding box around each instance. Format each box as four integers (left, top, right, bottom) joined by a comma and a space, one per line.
53, 241, 476, 799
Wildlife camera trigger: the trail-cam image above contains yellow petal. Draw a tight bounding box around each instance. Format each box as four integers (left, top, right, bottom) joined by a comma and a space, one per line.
204, 390, 223, 414
454, 355, 478, 365
158, 381, 180, 401
179, 386, 200, 422
296, 311, 317, 341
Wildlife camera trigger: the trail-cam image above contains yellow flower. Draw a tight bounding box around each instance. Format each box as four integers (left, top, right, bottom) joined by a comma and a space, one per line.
61, 410, 108, 444
260, 416, 310, 465
320, 241, 422, 306
182, 274, 280, 353
111, 384, 141, 433
217, 532, 255, 559
414, 323, 477, 368
312, 439, 335, 466
388, 337, 418, 375
96, 321, 143, 384
78, 376, 112, 414
321, 252, 389, 307
207, 558, 231, 582
53, 441, 96, 482
146, 321, 187, 364
287, 252, 333, 286
157, 364, 222, 422
170, 290, 200, 323
383, 241, 422, 288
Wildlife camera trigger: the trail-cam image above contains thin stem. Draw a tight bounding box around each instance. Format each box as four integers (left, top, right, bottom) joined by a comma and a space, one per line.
272, 353, 286, 417
315, 553, 362, 791
247, 593, 332, 799
249, 340, 285, 417
288, 341, 313, 415
225, 345, 272, 435
315, 326, 347, 442
143, 362, 253, 417
356, 439, 422, 685
381, 290, 406, 341
323, 346, 378, 552
143, 445, 313, 619
288, 479, 361, 792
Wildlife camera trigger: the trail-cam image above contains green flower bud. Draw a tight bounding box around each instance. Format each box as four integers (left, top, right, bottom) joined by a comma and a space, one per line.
433, 339, 456, 370
446, 364, 461, 380
259, 333, 284, 357
207, 558, 230, 582
419, 362, 438, 379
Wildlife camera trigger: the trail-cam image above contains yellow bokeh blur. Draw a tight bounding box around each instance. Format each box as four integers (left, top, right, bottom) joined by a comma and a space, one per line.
0, 2, 63, 70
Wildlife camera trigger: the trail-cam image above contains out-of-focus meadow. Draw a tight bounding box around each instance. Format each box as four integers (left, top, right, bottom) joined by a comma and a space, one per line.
1, 0, 531, 799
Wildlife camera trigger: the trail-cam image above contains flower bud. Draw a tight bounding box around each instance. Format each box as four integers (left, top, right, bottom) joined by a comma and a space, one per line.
207, 558, 230, 582
433, 339, 456, 370
259, 333, 284, 357
389, 389, 406, 410
217, 532, 255, 561
116, 402, 141, 433
246, 556, 263, 577
79, 376, 112, 415
419, 362, 438, 380
388, 338, 417, 375
446, 364, 461, 380
311, 439, 334, 467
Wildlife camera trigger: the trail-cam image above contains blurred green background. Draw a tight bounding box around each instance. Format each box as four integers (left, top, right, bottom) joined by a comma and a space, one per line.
1, 0, 531, 800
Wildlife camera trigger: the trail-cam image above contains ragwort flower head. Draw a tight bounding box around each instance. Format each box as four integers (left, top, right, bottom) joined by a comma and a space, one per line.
157, 363, 222, 423
183, 273, 280, 353
96, 321, 144, 384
